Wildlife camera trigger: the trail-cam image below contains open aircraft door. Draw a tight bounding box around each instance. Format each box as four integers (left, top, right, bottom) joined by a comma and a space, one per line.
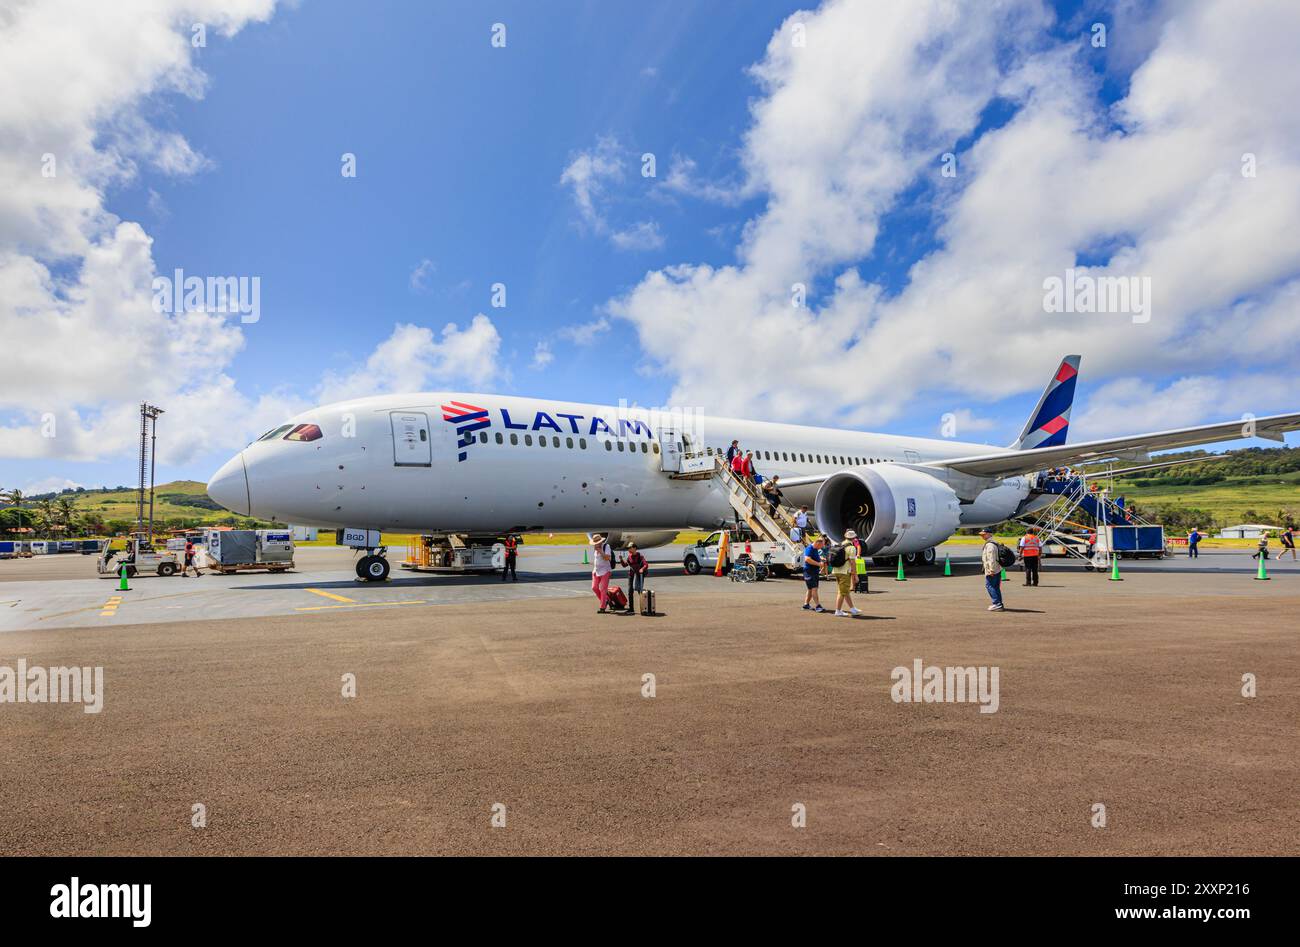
658, 428, 683, 472
391, 411, 432, 466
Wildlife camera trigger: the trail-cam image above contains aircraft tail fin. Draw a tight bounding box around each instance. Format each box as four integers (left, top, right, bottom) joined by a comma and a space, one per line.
1012, 355, 1081, 450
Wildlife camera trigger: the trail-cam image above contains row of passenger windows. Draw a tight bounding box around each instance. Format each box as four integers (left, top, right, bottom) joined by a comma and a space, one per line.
475, 431, 890, 466
704, 446, 890, 466
481, 432, 660, 454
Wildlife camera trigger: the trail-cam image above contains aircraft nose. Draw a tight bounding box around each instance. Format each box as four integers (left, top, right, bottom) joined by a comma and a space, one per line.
207, 452, 250, 515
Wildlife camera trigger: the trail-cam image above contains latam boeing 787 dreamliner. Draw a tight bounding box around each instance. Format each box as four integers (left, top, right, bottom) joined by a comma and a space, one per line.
206, 356, 1300, 580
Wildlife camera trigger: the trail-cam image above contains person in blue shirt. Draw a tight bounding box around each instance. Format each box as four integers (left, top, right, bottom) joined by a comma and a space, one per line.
801, 536, 826, 612
1187, 527, 1202, 558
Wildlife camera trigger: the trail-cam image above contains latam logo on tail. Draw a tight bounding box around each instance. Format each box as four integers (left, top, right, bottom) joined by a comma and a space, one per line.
441, 401, 490, 462
1018, 356, 1079, 450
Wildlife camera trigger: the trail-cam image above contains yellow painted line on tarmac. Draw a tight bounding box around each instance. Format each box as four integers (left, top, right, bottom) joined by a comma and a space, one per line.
100, 595, 123, 619
305, 588, 357, 604
295, 600, 426, 612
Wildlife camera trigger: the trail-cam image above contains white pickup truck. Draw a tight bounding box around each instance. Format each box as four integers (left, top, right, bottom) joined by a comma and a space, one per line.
682, 528, 800, 577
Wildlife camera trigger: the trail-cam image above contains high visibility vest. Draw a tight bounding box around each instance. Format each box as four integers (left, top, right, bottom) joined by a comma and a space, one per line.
1021, 534, 1041, 556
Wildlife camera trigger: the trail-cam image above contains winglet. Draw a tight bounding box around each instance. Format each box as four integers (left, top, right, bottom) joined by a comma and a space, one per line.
1012, 355, 1081, 449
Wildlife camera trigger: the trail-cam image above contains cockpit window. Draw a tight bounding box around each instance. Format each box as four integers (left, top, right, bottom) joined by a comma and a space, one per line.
284, 423, 323, 442
257, 424, 294, 441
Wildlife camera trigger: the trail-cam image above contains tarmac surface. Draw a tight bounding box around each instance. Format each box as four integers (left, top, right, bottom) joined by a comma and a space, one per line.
1, 545, 1297, 855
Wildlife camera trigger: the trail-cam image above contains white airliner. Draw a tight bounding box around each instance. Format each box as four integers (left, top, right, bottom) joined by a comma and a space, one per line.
207, 356, 1299, 580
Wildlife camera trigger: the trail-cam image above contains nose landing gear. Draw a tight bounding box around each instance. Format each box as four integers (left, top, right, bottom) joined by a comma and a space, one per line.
356, 552, 391, 582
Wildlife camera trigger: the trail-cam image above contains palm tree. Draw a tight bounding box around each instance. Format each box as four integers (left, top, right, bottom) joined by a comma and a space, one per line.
35, 498, 57, 539
56, 496, 78, 535
2, 488, 26, 533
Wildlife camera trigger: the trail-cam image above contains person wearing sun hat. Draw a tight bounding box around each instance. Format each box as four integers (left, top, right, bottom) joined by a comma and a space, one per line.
980, 528, 1004, 611
590, 533, 614, 612
829, 530, 860, 617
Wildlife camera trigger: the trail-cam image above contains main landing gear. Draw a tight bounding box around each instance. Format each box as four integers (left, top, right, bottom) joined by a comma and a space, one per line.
356, 549, 391, 582
873, 547, 938, 569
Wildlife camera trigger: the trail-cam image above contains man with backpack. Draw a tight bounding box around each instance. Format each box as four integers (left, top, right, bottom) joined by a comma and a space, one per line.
1280, 524, 1297, 562
829, 535, 860, 617
980, 527, 1005, 611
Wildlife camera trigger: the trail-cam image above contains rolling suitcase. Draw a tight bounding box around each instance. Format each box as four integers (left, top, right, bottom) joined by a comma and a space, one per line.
640, 588, 656, 616
605, 587, 628, 611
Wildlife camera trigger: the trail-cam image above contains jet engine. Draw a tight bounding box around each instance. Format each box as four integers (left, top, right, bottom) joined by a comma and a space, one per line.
600, 530, 679, 550
813, 465, 961, 555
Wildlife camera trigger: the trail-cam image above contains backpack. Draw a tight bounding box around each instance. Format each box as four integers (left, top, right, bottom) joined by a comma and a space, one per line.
996, 544, 1016, 568
828, 544, 847, 568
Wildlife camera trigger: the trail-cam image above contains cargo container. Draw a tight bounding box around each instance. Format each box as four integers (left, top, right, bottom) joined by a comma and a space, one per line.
1096, 524, 1167, 559
202, 529, 294, 573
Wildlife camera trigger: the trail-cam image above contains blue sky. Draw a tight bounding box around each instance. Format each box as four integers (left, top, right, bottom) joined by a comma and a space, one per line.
3, 0, 1297, 494
132, 0, 792, 387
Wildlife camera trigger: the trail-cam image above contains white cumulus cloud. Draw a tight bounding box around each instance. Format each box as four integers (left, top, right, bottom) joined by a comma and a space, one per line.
316, 316, 502, 405
609, 0, 1300, 435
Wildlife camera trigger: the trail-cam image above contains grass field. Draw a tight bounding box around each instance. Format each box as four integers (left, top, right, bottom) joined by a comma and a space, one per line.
1110, 471, 1300, 525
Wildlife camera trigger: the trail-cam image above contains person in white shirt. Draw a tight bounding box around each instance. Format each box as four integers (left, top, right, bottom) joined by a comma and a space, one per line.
590, 533, 613, 612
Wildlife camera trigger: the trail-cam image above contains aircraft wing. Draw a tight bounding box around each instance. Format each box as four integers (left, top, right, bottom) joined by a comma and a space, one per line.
929, 411, 1300, 480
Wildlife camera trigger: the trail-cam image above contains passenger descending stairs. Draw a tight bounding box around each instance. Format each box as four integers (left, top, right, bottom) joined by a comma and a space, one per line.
672, 455, 803, 561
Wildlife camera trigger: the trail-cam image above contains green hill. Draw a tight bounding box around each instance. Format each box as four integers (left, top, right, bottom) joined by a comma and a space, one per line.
1107, 447, 1300, 529
7, 480, 280, 533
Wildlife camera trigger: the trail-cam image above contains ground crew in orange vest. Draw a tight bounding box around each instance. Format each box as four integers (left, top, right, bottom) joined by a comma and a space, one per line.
501, 535, 518, 582
1018, 526, 1042, 587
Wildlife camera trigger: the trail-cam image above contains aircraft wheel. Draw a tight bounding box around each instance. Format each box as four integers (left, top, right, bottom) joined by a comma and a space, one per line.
921, 547, 937, 567
357, 555, 390, 582
903, 551, 922, 568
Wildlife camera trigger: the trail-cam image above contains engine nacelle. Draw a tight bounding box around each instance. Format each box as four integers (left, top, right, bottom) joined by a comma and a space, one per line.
814, 465, 962, 555
601, 530, 679, 550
